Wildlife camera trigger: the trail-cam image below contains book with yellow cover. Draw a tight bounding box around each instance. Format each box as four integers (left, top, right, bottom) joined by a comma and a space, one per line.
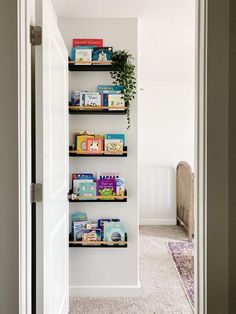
77, 135, 94, 153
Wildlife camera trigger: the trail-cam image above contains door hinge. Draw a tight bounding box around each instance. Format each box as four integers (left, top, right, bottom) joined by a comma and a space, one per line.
30, 25, 42, 46
31, 183, 42, 203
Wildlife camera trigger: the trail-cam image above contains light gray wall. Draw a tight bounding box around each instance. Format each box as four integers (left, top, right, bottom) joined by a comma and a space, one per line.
207, 0, 229, 313
0, 0, 19, 313
229, 0, 236, 312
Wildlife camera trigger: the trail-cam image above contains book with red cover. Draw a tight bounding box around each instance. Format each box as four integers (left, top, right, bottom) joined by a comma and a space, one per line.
72, 38, 103, 47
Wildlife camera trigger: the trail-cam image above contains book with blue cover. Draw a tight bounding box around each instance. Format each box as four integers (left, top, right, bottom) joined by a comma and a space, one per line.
97, 85, 123, 93
74, 220, 91, 241
78, 182, 96, 200
104, 134, 125, 153
70, 46, 95, 62
103, 221, 126, 244
72, 173, 94, 195
71, 212, 87, 235
92, 47, 113, 62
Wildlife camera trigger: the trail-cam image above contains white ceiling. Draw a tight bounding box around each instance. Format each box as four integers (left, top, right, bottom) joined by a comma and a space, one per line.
51, 0, 193, 18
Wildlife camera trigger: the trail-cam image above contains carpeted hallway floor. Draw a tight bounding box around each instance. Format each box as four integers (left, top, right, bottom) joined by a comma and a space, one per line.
70, 226, 193, 314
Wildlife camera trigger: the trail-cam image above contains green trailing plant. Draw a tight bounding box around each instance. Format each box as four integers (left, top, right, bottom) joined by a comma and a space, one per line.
110, 50, 136, 129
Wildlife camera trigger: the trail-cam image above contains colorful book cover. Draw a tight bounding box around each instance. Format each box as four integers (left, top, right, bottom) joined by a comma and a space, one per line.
70, 91, 80, 106
75, 48, 92, 64
86, 138, 103, 153
72, 173, 94, 195
84, 92, 101, 107
92, 47, 113, 62
71, 213, 87, 234
72, 38, 103, 47
74, 220, 90, 241
98, 218, 111, 230
103, 222, 126, 243
76, 135, 94, 153
116, 177, 125, 196
97, 179, 116, 199
104, 134, 125, 153
78, 182, 96, 200
108, 94, 125, 110
82, 229, 102, 242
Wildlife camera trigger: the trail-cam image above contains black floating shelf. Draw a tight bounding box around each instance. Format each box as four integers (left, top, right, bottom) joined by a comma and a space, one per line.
68, 57, 114, 72
69, 64, 114, 72
68, 190, 127, 203
69, 233, 128, 248
69, 147, 127, 157
69, 108, 127, 115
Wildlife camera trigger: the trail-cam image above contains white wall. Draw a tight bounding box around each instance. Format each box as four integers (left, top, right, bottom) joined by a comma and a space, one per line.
59, 18, 139, 296
138, 2, 195, 225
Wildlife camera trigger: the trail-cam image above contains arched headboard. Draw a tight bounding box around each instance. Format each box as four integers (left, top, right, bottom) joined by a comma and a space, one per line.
176, 161, 194, 242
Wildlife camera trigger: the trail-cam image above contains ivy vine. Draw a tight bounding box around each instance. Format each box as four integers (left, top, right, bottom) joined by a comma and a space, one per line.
110, 50, 136, 129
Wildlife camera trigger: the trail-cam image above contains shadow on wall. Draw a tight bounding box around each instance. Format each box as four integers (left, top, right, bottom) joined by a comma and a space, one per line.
139, 165, 176, 224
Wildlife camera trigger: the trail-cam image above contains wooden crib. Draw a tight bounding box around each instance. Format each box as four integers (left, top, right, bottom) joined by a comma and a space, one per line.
176, 161, 194, 242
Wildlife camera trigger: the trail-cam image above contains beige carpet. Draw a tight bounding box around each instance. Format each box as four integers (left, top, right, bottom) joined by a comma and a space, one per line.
70, 226, 193, 314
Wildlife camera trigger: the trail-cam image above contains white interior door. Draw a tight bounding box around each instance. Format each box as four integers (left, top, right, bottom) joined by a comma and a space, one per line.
35, 0, 69, 313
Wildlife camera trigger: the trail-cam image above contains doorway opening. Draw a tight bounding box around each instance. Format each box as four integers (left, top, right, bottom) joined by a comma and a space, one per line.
19, 0, 206, 312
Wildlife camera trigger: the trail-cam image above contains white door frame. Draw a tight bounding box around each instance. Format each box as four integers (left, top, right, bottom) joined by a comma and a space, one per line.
18, 0, 33, 313
18, 0, 210, 313
195, 0, 207, 312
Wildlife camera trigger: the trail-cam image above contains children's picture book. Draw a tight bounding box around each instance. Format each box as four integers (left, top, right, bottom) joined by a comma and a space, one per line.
74, 220, 91, 241
104, 134, 125, 153
75, 47, 92, 64
76, 134, 94, 153
71, 212, 87, 234
103, 222, 126, 243
78, 182, 96, 200
82, 229, 102, 242
84, 92, 101, 107
70, 91, 80, 106
86, 138, 103, 153
97, 179, 116, 199
92, 47, 113, 62
72, 38, 103, 47
108, 94, 125, 110
79, 91, 88, 107
85, 222, 98, 230
98, 218, 111, 231
116, 177, 125, 196
72, 173, 94, 195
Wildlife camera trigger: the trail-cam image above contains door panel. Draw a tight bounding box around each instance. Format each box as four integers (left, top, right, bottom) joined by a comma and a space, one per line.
35, 0, 69, 313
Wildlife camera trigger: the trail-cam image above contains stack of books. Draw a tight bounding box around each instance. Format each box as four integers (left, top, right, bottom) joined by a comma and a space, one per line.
71, 172, 125, 200
71, 131, 125, 155
71, 212, 126, 245
69, 85, 125, 111
70, 38, 113, 65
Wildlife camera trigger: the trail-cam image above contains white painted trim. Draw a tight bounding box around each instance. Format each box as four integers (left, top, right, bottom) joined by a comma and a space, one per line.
139, 219, 176, 225
195, 0, 207, 313
70, 283, 141, 297
18, 0, 32, 313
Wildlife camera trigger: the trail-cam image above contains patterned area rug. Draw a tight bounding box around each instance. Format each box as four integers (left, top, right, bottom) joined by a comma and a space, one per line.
168, 241, 194, 311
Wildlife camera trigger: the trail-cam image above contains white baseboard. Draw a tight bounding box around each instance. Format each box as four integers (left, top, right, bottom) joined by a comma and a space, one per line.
70, 282, 141, 297
139, 218, 176, 225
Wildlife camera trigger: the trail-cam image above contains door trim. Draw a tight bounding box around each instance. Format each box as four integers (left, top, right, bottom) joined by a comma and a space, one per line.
18, 0, 32, 313
18, 0, 210, 313
195, 0, 207, 312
